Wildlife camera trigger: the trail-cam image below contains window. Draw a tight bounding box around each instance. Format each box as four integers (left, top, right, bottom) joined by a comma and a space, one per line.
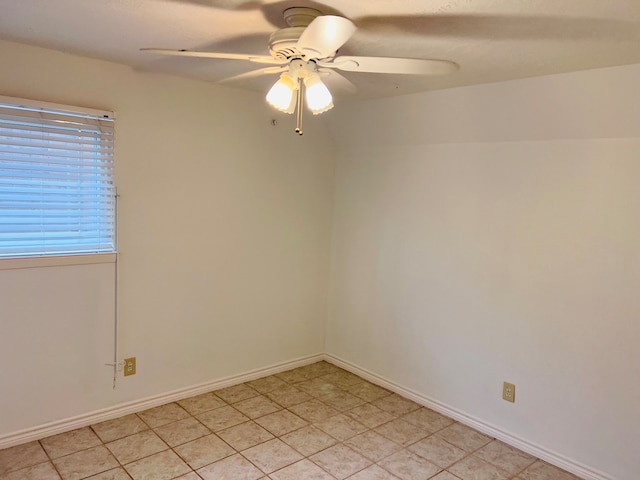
0, 96, 115, 259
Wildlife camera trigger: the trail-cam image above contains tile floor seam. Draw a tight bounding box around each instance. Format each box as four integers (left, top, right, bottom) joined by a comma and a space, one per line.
1, 362, 584, 480
101, 427, 180, 480
37, 438, 65, 480
307, 443, 366, 480
173, 431, 237, 470
446, 428, 531, 480
446, 450, 512, 480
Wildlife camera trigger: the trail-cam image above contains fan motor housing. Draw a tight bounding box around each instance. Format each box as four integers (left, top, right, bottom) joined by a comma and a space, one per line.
270, 7, 324, 60
269, 27, 305, 60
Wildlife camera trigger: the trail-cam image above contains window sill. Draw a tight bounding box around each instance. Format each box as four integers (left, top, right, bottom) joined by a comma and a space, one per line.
0, 253, 117, 271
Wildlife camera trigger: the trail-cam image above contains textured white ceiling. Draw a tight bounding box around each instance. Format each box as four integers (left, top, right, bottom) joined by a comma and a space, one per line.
0, 0, 639, 99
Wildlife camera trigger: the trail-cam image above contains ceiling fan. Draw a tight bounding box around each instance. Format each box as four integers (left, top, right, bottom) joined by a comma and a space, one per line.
142, 7, 459, 134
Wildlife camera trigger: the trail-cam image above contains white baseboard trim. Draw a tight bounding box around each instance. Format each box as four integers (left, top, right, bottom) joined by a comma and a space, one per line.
0, 352, 616, 480
0, 353, 324, 450
323, 353, 614, 480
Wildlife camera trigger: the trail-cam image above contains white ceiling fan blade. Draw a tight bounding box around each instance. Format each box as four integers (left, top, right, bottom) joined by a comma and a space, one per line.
319, 56, 459, 75
218, 66, 287, 84
140, 48, 284, 65
318, 68, 358, 95
296, 16, 356, 59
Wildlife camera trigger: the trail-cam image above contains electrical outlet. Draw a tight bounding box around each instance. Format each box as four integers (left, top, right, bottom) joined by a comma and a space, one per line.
124, 357, 136, 376
503, 382, 515, 402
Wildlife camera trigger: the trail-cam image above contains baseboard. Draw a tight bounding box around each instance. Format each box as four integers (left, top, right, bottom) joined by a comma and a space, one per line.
323, 353, 614, 480
0, 352, 616, 480
0, 353, 324, 450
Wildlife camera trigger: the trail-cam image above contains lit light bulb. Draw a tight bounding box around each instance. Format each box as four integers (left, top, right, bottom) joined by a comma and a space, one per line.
266, 74, 297, 114
304, 75, 334, 115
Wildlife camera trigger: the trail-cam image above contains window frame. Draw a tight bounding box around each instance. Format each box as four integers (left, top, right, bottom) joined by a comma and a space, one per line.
0, 95, 116, 269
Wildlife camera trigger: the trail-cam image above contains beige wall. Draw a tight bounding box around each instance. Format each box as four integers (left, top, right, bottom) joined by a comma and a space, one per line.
1, 36, 639, 480
0, 39, 336, 435
326, 64, 640, 480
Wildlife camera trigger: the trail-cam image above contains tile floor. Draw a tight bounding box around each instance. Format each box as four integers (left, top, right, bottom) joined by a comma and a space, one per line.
0, 361, 581, 480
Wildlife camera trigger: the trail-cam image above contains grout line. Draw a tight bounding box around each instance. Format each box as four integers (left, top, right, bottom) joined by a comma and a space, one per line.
2, 362, 581, 480
37, 439, 64, 480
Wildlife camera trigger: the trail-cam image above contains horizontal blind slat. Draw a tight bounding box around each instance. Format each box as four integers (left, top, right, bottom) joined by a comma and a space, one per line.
0, 123, 113, 139
0, 99, 115, 258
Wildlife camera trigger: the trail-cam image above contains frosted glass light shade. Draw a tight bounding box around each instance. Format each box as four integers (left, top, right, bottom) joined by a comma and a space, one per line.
266, 74, 297, 114
304, 75, 333, 115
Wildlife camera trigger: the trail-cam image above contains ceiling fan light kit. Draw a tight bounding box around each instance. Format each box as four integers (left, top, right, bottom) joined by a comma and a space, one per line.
267, 59, 333, 108
304, 74, 334, 115
266, 59, 334, 134
266, 73, 297, 113
142, 7, 459, 134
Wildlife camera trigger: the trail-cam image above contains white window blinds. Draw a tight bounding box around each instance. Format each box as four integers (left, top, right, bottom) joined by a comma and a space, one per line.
0, 98, 115, 258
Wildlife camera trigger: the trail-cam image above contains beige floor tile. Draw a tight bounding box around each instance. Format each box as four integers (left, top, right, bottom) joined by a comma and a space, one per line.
217, 421, 274, 451
401, 408, 454, 433
233, 395, 281, 419
241, 438, 303, 474
137, 403, 190, 428
374, 419, 430, 447
196, 453, 263, 480
314, 414, 368, 442
378, 449, 441, 480
249, 375, 289, 394
85, 467, 132, 479
320, 372, 365, 390
289, 399, 340, 423
269, 459, 336, 480
0, 441, 49, 475
2, 367, 585, 480
475, 441, 536, 474
280, 425, 338, 456
345, 431, 402, 462
345, 404, 397, 429
310, 444, 372, 480
41, 427, 102, 459
318, 390, 366, 411
177, 392, 226, 416
372, 395, 421, 417
437, 424, 492, 452
408, 436, 466, 469
448, 455, 509, 480
215, 383, 260, 404
344, 382, 393, 402
267, 385, 313, 408
53, 445, 119, 480
255, 409, 308, 437
276, 367, 317, 384
518, 460, 581, 480
297, 378, 343, 397
92, 414, 149, 443
300, 361, 340, 377
153, 417, 210, 447
1, 461, 61, 480
106, 430, 168, 464
173, 434, 235, 470
173, 473, 200, 480
125, 450, 190, 480
432, 473, 463, 480
348, 464, 401, 479
196, 405, 249, 432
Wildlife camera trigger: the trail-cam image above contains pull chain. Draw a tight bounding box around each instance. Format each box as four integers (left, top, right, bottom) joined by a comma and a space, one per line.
295, 78, 304, 135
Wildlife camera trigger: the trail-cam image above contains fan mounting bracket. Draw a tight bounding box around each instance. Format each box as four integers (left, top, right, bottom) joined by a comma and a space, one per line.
283, 7, 322, 27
